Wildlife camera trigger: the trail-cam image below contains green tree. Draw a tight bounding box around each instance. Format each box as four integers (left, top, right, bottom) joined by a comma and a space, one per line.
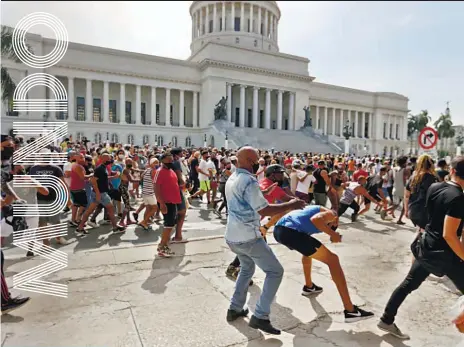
1, 26, 32, 103
434, 108, 455, 150
407, 110, 430, 153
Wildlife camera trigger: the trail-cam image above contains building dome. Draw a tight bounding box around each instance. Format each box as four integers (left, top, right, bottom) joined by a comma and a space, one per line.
189, 1, 281, 56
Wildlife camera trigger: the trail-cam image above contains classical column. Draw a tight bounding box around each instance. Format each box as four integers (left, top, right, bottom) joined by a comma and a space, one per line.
368, 112, 373, 139
179, 90, 185, 127
240, 1, 245, 32
362, 112, 366, 138
135, 85, 141, 125
200, 7, 204, 35
288, 92, 295, 130
221, 2, 226, 32
265, 89, 271, 129
239, 85, 246, 128
275, 18, 278, 42
192, 12, 195, 40
314, 106, 319, 129
264, 9, 268, 37
165, 88, 171, 126
252, 86, 259, 128
67, 77, 74, 121
339, 110, 344, 136
205, 4, 209, 33
354, 111, 358, 137
226, 83, 232, 122
120, 83, 126, 124
323, 107, 328, 135
151, 87, 157, 126
331, 108, 336, 135
277, 90, 283, 130
193, 91, 198, 127
85, 79, 92, 122
213, 3, 217, 32
231, 2, 235, 31
103, 81, 109, 123
270, 14, 274, 40
258, 6, 262, 35
249, 4, 254, 32
273, 16, 277, 41
402, 115, 408, 141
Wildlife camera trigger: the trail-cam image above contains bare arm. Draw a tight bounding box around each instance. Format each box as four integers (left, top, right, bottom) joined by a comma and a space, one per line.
321, 169, 331, 187
258, 199, 302, 217
310, 209, 338, 238
443, 215, 464, 261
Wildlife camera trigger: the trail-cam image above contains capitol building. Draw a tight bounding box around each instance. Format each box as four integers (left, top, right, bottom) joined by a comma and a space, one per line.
1, 1, 409, 155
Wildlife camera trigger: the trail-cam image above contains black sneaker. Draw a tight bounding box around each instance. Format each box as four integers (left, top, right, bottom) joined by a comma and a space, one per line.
26, 251, 34, 257
69, 220, 79, 227
113, 225, 126, 233
301, 283, 323, 296
351, 213, 358, 222
1, 296, 30, 314
226, 308, 249, 322
344, 305, 375, 323
62, 206, 70, 213
248, 315, 281, 335
133, 213, 139, 222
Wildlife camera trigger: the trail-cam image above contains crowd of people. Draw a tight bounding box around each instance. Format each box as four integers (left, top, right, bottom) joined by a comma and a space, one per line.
1, 133, 463, 340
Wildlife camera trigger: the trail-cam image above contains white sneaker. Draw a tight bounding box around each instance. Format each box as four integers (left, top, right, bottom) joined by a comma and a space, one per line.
87, 220, 99, 228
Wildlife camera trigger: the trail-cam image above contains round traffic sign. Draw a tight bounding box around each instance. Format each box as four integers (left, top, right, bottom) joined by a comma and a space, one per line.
418, 127, 438, 150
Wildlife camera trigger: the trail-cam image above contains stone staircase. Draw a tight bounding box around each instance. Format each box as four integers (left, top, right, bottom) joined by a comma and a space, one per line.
211, 120, 342, 153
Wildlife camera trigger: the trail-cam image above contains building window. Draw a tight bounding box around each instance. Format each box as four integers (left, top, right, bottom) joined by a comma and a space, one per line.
283, 120, 287, 130
76, 97, 85, 121
219, 18, 223, 31
76, 132, 84, 142
125, 101, 132, 124
235, 37, 239, 44
170, 104, 173, 125
184, 106, 186, 126
259, 110, 264, 128
235, 107, 240, 127
389, 123, 393, 139
210, 135, 215, 147
158, 135, 164, 146
156, 104, 160, 124
352, 123, 355, 136
260, 23, 264, 35
172, 136, 178, 147
93, 98, 101, 122
254, 39, 258, 47
6, 99, 19, 117
57, 111, 67, 120
185, 136, 192, 147
94, 132, 102, 144
141, 102, 146, 124
109, 100, 117, 123
154, 134, 158, 145
234, 17, 240, 31
273, 120, 277, 130
128, 134, 134, 145
143, 135, 149, 145
396, 124, 399, 140
209, 20, 213, 33
202, 24, 205, 35
111, 133, 119, 143
364, 120, 369, 138
247, 109, 252, 128
268, 44, 271, 50
383, 122, 387, 139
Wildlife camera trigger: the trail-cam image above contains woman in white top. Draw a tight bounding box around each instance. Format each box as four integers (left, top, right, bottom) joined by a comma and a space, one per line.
256, 158, 266, 181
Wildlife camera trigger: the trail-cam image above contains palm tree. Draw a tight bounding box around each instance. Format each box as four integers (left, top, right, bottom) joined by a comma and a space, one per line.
1, 26, 32, 103
434, 107, 455, 151
407, 110, 430, 153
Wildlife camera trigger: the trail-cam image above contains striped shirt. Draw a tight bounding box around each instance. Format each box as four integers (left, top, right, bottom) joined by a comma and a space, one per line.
340, 182, 360, 205
141, 168, 154, 196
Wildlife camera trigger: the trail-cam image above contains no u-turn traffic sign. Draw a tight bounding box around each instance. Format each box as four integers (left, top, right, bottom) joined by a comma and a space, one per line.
419, 127, 438, 150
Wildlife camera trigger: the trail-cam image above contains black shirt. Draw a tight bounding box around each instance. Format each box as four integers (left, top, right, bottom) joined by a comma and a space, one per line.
190, 158, 199, 178
406, 172, 438, 213
313, 168, 327, 194
94, 164, 110, 193
425, 181, 464, 252
29, 164, 64, 201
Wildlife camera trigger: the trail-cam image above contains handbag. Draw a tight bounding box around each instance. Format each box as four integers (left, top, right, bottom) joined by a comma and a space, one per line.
410, 232, 452, 277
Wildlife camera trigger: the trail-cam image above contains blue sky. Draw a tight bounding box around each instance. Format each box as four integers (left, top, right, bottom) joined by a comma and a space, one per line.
2, 1, 463, 125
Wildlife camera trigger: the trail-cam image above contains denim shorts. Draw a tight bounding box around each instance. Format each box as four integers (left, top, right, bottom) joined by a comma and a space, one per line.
90, 192, 112, 206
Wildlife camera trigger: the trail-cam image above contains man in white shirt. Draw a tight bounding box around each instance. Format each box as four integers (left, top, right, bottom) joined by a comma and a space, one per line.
63, 151, 75, 213
295, 164, 316, 203
191, 150, 212, 204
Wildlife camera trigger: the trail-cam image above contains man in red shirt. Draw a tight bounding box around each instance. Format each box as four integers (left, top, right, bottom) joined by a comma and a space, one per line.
154, 151, 181, 257
352, 163, 369, 182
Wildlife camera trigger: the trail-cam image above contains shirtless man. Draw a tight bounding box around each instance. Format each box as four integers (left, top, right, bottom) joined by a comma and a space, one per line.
118, 158, 140, 227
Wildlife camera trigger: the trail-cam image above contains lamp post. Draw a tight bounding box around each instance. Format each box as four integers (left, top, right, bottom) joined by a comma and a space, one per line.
225, 131, 229, 150
456, 131, 464, 156
342, 120, 352, 154
203, 134, 207, 148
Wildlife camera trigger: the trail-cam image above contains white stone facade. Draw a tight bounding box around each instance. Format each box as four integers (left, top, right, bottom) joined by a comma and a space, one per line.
1, 1, 409, 155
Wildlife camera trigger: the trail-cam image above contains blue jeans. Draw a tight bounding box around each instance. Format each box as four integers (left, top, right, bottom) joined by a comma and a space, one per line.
227, 238, 284, 320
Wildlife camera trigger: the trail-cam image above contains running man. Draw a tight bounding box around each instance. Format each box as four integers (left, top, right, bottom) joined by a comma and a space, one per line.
273, 205, 375, 322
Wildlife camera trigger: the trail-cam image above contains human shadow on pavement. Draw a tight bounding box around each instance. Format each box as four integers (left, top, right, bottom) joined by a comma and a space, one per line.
141, 243, 191, 295
1, 314, 24, 324
302, 296, 410, 347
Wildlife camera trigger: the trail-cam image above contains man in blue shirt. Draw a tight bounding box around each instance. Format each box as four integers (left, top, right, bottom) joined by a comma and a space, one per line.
225, 146, 305, 335
274, 205, 374, 323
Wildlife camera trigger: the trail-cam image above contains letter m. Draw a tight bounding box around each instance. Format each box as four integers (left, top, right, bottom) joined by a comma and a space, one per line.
12, 122, 68, 165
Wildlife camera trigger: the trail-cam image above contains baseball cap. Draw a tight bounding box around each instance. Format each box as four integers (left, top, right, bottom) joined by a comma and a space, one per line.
265, 164, 286, 176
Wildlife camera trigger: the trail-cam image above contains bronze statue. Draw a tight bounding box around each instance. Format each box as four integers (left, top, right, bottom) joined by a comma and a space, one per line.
343, 120, 352, 140
303, 106, 312, 127
214, 96, 228, 120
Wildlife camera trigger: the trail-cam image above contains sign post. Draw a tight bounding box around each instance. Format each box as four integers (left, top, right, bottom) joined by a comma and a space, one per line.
418, 126, 439, 158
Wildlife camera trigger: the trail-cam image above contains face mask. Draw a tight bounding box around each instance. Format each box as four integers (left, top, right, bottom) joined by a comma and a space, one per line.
126, 164, 133, 169
155, 165, 160, 169
118, 154, 124, 160
1, 146, 14, 161
252, 163, 260, 174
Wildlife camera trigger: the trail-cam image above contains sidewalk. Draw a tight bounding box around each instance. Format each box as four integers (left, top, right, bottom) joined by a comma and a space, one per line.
1, 220, 463, 347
